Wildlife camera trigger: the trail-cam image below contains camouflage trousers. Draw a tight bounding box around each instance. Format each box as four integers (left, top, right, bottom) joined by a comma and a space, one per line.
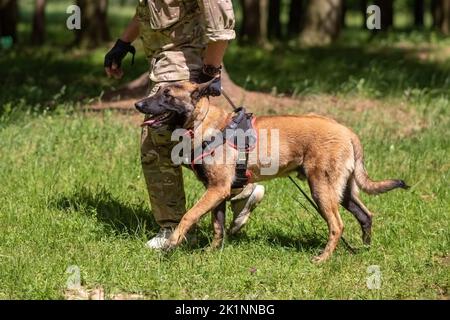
141, 82, 186, 228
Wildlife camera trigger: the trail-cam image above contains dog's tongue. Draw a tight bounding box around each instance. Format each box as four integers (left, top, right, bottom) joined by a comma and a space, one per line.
141, 119, 156, 127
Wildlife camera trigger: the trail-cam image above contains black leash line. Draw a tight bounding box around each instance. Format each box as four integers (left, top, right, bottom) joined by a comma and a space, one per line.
288, 176, 318, 211
288, 176, 356, 254
221, 88, 238, 111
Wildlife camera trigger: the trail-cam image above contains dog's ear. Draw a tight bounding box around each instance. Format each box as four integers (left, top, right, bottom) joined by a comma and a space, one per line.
191, 76, 220, 101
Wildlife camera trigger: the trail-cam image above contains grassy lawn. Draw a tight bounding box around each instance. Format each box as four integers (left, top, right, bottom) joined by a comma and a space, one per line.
0, 1, 449, 300
0, 98, 448, 299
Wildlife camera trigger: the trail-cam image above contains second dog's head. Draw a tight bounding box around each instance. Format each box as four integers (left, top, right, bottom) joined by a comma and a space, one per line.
135, 78, 217, 128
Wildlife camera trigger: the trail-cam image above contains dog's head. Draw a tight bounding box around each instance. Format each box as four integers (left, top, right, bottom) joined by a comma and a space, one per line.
135, 78, 217, 128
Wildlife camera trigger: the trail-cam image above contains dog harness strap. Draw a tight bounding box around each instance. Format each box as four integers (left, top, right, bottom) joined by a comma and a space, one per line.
231, 111, 254, 188
226, 108, 255, 188
189, 107, 256, 188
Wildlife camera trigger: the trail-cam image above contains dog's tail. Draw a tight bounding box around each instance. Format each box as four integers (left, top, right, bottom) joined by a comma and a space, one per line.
351, 134, 409, 195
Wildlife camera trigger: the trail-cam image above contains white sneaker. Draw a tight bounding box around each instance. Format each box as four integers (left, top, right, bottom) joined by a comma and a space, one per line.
145, 227, 198, 249
229, 184, 265, 235
145, 228, 172, 249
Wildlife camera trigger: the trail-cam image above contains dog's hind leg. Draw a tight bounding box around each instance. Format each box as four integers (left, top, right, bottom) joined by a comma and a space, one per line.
341, 178, 373, 245
211, 200, 226, 249
308, 174, 344, 263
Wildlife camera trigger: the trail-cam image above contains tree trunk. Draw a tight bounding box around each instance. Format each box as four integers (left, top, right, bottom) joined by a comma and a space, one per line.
432, 0, 439, 27
432, 0, 450, 34
259, 0, 268, 43
288, 0, 303, 37
300, 0, 344, 46
75, 0, 110, 48
361, 0, 368, 28
414, 0, 424, 27
268, 0, 282, 39
240, 0, 269, 44
341, 0, 347, 28
31, 0, 46, 45
240, 0, 260, 42
0, 0, 19, 44
375, 0, 393, 30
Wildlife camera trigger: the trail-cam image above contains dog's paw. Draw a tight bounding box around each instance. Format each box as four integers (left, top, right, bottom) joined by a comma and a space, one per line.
311, 254, 329, 264
210, 238, 224, 250
362, 233, 372, 246
311, 256, 324, 264
161, 241, 173, 252
161, 237, 179, 251
164, 232, 186, 250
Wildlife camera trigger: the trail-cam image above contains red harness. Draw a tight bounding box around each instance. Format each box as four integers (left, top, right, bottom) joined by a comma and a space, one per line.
188, 108, 257, 188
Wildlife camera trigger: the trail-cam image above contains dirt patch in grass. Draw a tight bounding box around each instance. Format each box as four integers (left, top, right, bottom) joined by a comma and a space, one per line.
395, 42, 450, 63
64, 286, 145, 300
440, 254, 450, 266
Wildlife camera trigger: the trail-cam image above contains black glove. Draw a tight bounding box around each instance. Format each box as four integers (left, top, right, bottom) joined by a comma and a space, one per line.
198, 65, 222, 96
104, 39, 136, 68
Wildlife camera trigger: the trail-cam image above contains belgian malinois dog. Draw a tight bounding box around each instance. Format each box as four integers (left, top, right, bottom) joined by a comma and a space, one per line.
135, 79, 409, 262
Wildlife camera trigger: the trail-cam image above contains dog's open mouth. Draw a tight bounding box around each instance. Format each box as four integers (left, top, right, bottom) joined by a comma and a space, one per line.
141, 112, 174, 127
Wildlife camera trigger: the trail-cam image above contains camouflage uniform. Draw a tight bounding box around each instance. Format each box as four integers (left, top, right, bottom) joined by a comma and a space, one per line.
136, 0, 235, 228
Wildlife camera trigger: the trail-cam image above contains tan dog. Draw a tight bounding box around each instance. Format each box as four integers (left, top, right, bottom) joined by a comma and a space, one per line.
135, 80, 409, 262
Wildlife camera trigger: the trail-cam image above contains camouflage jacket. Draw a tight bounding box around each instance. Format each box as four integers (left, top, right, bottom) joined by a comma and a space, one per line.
136, 0, 235, 82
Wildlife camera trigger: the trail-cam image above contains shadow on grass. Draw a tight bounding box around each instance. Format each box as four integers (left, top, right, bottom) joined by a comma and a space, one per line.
226, 41, 450, 98
3, 13, 450, 117
0, 46, 147, 111
1, 2, 145, 114
54, 187, 159, 237
52, 187, 345, 254
3, 39, 448, 117
3, 3, 450, 116
228, 230, 326, 253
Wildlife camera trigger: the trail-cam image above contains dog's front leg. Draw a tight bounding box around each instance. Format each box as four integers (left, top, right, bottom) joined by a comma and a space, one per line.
166, 187, 230, 249
211, 200, 226, 249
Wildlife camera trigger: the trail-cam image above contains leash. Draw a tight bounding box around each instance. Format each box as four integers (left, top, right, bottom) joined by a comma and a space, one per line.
288, 176, 356, 254
221, 88, 239, 111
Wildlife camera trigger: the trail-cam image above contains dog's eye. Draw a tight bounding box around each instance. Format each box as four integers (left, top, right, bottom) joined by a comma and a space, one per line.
163, 89, 171, 96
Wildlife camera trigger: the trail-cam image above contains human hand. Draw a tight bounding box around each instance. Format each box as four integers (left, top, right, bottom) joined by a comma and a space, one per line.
104, 39, 136, 79
198, 65, 222, 96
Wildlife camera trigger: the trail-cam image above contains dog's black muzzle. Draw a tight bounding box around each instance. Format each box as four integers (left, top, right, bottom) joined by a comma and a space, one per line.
135, 99, 151, 114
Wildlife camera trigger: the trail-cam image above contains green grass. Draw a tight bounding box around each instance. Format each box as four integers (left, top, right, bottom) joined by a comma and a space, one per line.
0, 0, 449, 300
0, 100, 448, 299
4, 0, 450, 111
225, 35, 450, 99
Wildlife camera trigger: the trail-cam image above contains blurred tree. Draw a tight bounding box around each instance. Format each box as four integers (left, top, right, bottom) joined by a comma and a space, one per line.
240, 0, 259, 42
240, 0, 268, 43
268, 0, 282, 39
287, 0, 303, 37
414, 0, 424, 27
431, 0, 438, 27
361, 0, 368, 28
375, 0, 393, 30
0, 0, 18, 44
341, 0, 347, 28
75, 0, 110, 47
300, 0, 344, 46
432, 0, 450, 34
31, 0, 46, 45
260, 0, 268, 43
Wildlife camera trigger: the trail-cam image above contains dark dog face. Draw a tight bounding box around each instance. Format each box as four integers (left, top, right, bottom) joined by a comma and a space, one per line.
135, 79, 215, 128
